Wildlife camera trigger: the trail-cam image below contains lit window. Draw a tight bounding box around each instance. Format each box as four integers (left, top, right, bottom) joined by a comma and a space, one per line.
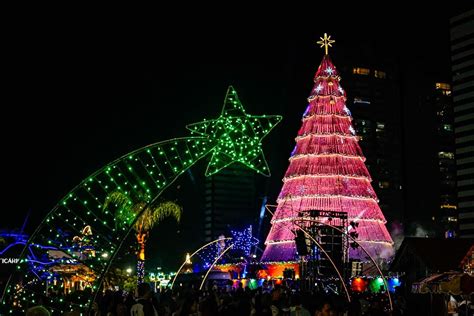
353, 67, 370, 75
443, 124, 453, 131
376, 122, 385, 133
438, 152, 454, 159
441, 204, 457, 210
354, 97, 371, 104
374, 70, 386, 79
351, 261, 363, 277
442, 90, 452, 96
378, 181, 390, 189
448, 217, 457, 222
435, 82, 451, 90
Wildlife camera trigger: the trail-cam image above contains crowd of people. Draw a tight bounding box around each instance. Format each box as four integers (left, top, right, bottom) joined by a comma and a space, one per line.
24, 281, 408, 316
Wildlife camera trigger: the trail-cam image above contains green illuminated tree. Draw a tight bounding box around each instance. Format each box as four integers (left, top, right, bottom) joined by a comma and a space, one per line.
103, 191, 181, 283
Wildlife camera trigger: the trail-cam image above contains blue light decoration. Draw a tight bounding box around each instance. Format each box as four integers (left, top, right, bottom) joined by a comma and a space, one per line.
254, 196, 267, 257
230, 226, 259, 258
303, 104, 310, 118
0, 230, 66, 278
195, 227, 260, 269
387, 277, 401, 292
137, 261, 145, 283
197, 239, 223, 269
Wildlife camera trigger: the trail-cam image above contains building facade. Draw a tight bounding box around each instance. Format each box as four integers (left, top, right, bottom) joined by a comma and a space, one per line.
203, 163, 258, 242
432, 82, 458, 236
336, 50, 404, 226
450, 10, 474, 237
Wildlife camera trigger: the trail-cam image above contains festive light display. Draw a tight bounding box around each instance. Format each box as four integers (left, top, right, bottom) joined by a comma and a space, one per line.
103, 191, 181, 284
1, 86, 281, 314
195, 227, 259, 268
197, 241, 222, 268
187, 86, 281, 176
230, 226, 259, 258
261, 36, 393, 263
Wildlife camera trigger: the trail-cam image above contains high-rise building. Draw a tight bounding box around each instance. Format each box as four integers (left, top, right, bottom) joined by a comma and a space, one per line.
203, 163, 258, 242
334, 45, 404, 227
450, 10, 474, 238
432, 82, 458, 236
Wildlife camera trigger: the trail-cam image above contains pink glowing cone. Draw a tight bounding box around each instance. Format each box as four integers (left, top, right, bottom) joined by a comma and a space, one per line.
261, 55, 394, 262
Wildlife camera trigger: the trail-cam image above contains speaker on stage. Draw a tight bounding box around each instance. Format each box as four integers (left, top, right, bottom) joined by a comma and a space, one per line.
295, 230, 309, 256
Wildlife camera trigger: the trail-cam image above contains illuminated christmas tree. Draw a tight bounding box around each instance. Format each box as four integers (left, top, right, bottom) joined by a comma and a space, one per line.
262, 34, 393, 263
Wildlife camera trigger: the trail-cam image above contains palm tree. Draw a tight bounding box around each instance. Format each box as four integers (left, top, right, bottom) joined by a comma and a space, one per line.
103, 191, 181, 283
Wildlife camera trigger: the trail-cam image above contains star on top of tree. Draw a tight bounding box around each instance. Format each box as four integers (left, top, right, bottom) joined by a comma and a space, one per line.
317, 33, 335, 55
186, 86, 282, 177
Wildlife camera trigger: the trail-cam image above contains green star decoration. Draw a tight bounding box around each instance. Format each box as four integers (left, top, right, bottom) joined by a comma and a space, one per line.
186, 85, 282, 177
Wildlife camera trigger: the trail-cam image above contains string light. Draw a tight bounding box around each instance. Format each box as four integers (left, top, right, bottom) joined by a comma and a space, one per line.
186, 86, 282, 176
230, 226, 259, 257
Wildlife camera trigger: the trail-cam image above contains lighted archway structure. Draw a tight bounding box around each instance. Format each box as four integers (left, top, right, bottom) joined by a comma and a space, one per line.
266, 208, 351, 302
291, 218, 393, 311
265, 204, 393, 311
1, 86, 281, 314
199, 243, 234, 290
170, 237, 232, 289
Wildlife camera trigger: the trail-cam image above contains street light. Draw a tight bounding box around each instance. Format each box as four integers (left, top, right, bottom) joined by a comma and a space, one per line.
126, 268, 132, 274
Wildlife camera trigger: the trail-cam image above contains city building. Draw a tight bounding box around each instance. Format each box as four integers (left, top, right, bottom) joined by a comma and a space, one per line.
432, 82, 458, 236
203, 163, 259, 242
450, 10, 474, 238
334, 46, 404, 226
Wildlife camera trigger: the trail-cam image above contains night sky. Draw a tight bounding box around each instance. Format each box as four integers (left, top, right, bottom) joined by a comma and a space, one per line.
2, 7, 470, 269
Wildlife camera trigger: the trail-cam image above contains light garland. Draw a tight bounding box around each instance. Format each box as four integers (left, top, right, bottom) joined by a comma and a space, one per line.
283, 174, 371, 182
280, 176, 377, 199
266, 240, 294, 245
285, 157, 371, 179
302, 113, 352, 121
289, 153, 365, 161
270, 217, 386, 225
295, 133, 359, 140
277, 194, 378, 203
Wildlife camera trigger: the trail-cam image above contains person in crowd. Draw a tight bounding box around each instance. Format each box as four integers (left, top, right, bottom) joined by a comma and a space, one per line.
289, 294, 311, 316
315, 302, 335, 316
131, 283, 158, 316
26, 306, 51, 316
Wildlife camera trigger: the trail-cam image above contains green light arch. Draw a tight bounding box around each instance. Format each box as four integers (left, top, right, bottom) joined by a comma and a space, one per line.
1, 86, 281, 314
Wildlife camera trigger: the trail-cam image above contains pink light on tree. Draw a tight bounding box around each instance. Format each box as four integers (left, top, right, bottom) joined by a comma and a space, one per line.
262, 36, 394, 262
